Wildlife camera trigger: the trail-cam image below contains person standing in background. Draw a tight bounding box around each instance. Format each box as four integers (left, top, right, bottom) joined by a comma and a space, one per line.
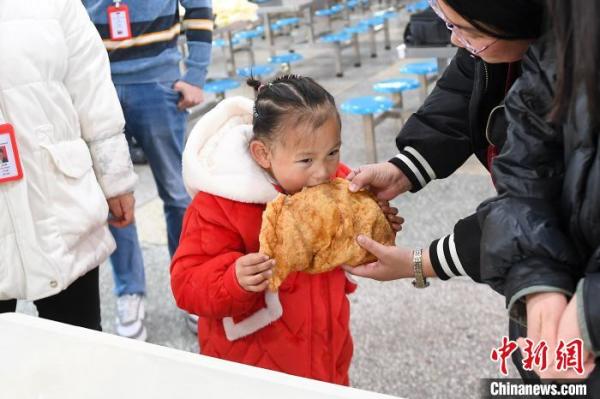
83, 0, 213, 340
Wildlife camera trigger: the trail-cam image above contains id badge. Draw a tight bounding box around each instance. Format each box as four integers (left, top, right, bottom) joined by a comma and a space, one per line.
0, 123, 24, 183
107, 3, 132, 41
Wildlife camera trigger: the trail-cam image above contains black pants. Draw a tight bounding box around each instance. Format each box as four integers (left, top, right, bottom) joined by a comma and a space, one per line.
0, 267, 102, 331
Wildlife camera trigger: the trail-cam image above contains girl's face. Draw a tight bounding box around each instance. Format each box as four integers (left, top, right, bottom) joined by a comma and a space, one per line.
251, 114, 341, 195
436, 0, 532, 63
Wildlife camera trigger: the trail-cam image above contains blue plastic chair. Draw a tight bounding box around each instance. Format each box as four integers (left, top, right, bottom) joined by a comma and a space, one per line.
212, 37, 240, 48
346, 0, 360, 9
400, 60, 439, 97
268, 53, 304, 72
320, 31, 359, 76
357, 15, 390, 56
374, 10, 398, 19
236, 64, 275, 79
233, 28, 263, 41
271, 17, 301, 31
400, 60, 438, 75
373, 77, 421, 94
203, 79, 241, 100
406, 0, 429, 13
373, 78, 421, 112
316, 4, 344, 17
320, 31, 352, 43
341, 96, 394, 163
331, 4, 345, 13
343, 23, 369, 35
341, 96, 393, 115
358, 16, 386, 27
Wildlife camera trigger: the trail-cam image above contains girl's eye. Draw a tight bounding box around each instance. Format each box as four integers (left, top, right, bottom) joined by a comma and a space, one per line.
299, 158, 312, 163
328, 149, 339, 156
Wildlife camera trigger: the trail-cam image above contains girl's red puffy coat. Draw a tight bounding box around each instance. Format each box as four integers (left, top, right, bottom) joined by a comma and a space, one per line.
171, 165, 356, 385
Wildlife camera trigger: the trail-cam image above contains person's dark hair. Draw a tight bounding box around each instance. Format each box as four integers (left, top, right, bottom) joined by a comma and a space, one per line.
246, 74, 340, 144
443, 0, 545, 40
548, 0, 600, 128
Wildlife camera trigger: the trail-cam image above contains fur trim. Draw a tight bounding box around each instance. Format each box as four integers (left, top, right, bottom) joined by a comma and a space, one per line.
183, 96, 279, 204
222, 291, 283, 341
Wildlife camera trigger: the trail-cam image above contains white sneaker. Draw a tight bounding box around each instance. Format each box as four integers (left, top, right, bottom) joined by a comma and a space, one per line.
116, 294, 147, 341
186, 312, 199, 335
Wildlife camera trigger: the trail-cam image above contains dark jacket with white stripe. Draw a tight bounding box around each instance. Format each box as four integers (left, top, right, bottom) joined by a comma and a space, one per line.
84, 0, 212, 87
389, 48, 512, 281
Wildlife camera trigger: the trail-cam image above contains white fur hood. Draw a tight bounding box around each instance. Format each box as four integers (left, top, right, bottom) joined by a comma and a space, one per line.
183, 96, 279, 204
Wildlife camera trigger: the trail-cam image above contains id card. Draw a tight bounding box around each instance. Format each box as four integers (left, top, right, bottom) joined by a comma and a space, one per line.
107, 3, 132, 41
0, 123, 23, 183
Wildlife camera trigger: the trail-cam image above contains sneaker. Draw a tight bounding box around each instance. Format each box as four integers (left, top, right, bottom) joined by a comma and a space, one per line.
116, 294, 147, 341
186, 312, 199, 335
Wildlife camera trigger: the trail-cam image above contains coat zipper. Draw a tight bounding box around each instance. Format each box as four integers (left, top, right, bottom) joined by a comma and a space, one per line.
483, 61, 489, 93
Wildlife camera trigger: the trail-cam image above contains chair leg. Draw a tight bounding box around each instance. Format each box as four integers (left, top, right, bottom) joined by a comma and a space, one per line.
306, 8, 316, 43
369, 27, 377, 58
226, 31, 236, 77
362, 114, 377, 163
392, 92, 403, 109
418, 75, 428, 102
352, 34, 361, 67
248, 39, 255, 66
265, 14, 276, 57
392, 93, 405, 126
384, 20, 391, 50
334, 43, 343, 77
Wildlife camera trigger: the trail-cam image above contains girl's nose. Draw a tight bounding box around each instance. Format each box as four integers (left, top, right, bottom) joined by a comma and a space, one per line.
313, 168, 332, 185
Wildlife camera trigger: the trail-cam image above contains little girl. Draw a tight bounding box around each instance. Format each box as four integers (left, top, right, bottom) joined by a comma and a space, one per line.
170, 75, 400, 385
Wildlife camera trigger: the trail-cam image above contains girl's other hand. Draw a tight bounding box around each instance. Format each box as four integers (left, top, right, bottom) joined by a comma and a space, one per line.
235, 253, 275, 292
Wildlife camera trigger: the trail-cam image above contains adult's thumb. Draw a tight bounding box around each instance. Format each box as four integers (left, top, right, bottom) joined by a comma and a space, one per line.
348, 168, 373, 192
356, 235, 386, 258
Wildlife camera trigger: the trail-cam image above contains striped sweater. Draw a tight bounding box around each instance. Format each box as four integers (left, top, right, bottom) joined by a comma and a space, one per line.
84, 0, 212, 87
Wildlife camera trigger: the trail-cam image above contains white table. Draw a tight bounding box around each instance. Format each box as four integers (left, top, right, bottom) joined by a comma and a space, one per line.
396, 43, 458, 74
0, 313, 403, 399
257, 0, 315, 56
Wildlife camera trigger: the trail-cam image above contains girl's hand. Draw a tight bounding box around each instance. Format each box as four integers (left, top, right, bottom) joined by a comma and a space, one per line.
235, 253, 275, 293
378, 200, 404, 232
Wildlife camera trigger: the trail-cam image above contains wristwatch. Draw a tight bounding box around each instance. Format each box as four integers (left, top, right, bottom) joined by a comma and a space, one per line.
411, 248, 429, 288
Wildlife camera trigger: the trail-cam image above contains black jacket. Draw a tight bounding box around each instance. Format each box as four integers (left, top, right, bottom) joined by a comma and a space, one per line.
390, 47, 511, 282
479, 37, 600, 383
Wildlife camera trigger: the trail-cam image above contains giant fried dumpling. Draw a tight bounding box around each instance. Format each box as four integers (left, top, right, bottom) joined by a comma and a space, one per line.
259, 178, 396, 290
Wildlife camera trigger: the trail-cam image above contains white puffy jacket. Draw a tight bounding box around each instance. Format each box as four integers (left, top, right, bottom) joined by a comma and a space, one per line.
0, 0, 137, 300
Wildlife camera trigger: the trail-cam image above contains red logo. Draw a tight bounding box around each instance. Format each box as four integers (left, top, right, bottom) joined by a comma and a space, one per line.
491, 337, 586, 376
555, 339, 584, 375
491, 336, 518, 376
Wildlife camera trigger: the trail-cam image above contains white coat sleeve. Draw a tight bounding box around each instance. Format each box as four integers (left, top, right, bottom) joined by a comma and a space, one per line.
59, 0, 137, 198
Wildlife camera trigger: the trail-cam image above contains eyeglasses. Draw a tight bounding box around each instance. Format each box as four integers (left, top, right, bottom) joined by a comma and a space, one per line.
427, 0, 498, 56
